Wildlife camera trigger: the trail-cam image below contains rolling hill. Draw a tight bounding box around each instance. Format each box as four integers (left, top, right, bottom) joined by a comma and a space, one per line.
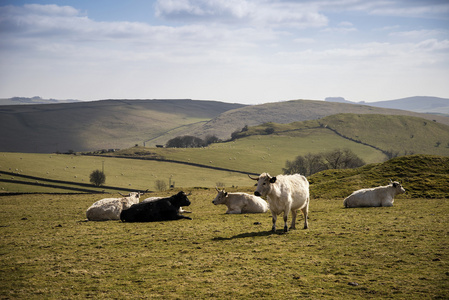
183, 99, 449, 141
1, 98, 449, 153
325, 96, 449, 116
363, 96, 449, 115
0, 99, 244, 153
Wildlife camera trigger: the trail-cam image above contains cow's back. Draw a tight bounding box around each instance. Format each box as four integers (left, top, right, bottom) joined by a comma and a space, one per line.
234, 193, 268, 213
86, 198, 122, 221
267, 174, 309, 213
121, 199, 177, 222
280, 174, 309, 208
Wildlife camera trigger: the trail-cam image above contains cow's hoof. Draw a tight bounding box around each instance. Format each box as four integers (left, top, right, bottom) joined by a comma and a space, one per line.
284, 226, 288, 232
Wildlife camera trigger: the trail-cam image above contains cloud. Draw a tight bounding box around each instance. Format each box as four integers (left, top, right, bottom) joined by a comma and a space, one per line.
155, 0, 328, 29
389, 29, 445, 39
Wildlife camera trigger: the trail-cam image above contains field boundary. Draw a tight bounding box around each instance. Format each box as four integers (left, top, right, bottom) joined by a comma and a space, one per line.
91, 154, 260, 175
0, 170, 149, 194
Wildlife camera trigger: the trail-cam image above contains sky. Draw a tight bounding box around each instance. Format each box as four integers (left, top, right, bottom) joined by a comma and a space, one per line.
0, 0, 448, 104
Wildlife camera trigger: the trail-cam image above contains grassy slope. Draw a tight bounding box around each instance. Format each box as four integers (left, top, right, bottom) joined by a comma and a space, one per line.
309, 155, 449, 199
188, 100, 449, 141
318, 114, 449, 156
137, 130, 385, 175
2, 99, 449, 154
0, 192, 447, 299
233, 114, 449, 157
0, 99, 244, 153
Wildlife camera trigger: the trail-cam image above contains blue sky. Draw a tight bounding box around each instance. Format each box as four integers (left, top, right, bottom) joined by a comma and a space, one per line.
0, 0, 448, 104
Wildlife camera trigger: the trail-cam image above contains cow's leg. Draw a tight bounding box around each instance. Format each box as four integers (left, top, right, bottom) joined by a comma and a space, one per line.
290, 209, 297, 230
226, 205, 242, 214
283, 212, 289, 232
301, 198, 309, 229
271, 213, 277, 233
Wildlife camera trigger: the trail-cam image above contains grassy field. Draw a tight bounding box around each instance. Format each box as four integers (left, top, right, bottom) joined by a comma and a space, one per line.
0, 152, 256, 193
233, 114, 449, 158
0, 190, 448, 299
0, 126, 385, 194
113, 129, 386, 175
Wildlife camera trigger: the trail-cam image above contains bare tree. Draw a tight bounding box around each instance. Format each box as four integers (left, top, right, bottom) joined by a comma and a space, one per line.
155, 180, 167, 192
283, 149, 364, 176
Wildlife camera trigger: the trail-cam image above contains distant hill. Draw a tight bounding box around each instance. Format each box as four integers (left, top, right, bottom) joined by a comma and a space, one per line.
0, 99, 245, 153
364, 96, 449, 115
1, 98, 448, 153
325, 96, 449, 115
0, 96, 80, 105
183, 99, 449, 141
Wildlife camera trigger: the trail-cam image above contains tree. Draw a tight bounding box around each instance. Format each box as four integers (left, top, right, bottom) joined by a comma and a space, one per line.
90, 170, 106, 186
166, 135, 205, 148
323, 149, 364, 170
283, 149, 365, 176
155, 179, 167, 192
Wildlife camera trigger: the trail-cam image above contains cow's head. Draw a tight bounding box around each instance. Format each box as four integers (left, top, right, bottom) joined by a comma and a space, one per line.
119, 192, 141, 203
390, 180, 406, 194
212, 187, 228, 205
248, 173, 276, 197
171, 191, 191, 207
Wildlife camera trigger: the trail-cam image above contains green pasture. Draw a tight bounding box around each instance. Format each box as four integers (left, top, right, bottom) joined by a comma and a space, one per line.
0, 152, 255, 193
0, 126, 386, 194
0, 190, 447, 299
121, 129, 386, 175
233, 114, 449, 158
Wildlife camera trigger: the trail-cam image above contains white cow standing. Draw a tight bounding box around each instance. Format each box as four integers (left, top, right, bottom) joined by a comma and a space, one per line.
343, 180, 405, 208
212, 187, 269, 214
86, 192, 141, 221
249, 173, 310, 232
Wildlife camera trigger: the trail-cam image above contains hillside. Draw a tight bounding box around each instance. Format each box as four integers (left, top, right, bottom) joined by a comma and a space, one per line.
230, 114, 449, 158
1, 98, 449, 153
325, 96, 449, 116
0, 96, 81, 105
309, 155, 449, 199
365, 96, 449, 115
183, 99, 449, 141
0, 99, 245, 153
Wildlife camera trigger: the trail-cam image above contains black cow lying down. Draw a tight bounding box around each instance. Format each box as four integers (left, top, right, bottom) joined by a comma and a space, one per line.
120, 191, 192, 222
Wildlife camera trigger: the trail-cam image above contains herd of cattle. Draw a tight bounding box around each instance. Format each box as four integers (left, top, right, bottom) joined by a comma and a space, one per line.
86, 172, 405, 232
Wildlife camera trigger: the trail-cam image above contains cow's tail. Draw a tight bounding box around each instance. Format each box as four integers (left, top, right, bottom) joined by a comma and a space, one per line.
343, 198, 348, 208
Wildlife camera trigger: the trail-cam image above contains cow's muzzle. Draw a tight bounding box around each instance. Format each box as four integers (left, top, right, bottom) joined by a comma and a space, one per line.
254, 191, 261, 197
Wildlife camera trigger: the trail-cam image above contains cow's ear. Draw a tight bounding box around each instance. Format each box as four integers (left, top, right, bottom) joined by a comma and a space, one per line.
270, 177, 277, 183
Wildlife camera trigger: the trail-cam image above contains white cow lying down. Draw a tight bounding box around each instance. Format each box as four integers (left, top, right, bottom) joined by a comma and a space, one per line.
212, 188, 269, 214
86, 192, 141, 221
343, 181, 405, 208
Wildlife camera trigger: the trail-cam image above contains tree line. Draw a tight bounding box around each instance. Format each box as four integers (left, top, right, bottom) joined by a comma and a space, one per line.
282, 148, 365, 176
165, 135, 220, 148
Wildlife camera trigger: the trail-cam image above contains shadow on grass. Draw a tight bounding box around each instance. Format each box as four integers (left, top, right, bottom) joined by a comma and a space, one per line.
212, 230, 287, 241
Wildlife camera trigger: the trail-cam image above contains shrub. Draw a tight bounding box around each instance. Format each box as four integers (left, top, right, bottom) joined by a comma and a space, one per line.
155, 179, 167, 191
89, 170, 106, 186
